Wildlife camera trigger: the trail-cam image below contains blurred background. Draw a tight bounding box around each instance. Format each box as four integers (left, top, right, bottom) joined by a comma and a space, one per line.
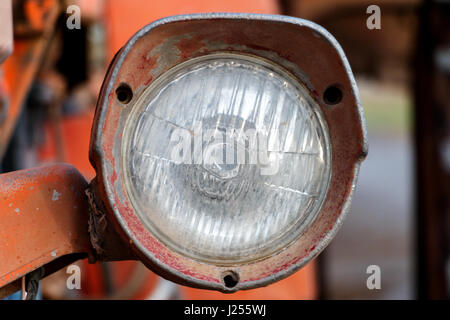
0, 0, 448, 299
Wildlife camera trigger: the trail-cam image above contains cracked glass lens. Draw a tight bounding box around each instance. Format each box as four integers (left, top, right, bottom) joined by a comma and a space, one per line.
122, 54, 331, 264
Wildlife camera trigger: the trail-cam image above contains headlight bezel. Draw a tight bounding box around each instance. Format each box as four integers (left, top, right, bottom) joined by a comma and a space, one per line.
90, 13, 368, 292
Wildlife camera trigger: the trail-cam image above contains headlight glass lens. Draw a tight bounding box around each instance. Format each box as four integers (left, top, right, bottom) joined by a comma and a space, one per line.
123, 53, 331, 264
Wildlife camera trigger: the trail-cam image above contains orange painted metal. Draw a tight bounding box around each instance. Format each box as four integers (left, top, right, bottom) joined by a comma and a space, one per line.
0, 163, 91, 293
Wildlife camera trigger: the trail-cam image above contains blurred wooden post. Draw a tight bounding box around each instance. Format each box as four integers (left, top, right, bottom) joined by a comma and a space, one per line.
414, 0, 450, 300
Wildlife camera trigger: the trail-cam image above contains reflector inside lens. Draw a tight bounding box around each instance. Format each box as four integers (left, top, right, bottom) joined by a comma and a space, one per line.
122, 53, 331, 264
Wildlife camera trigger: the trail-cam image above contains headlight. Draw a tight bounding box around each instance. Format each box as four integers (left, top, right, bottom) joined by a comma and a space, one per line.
122, 53, 331, 265
90, 13, 367, 292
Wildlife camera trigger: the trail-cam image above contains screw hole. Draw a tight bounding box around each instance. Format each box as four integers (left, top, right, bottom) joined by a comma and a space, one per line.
222, 271, 239, 289
323, 85, 343, 105
116, 83, 133, 104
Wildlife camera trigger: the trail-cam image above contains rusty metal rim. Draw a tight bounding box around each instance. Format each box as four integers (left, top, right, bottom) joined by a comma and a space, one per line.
91, 13, 368, 292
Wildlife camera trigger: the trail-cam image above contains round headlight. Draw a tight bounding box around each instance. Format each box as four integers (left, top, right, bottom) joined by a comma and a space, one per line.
90, 14, 367, 291
122, 53, 331, 265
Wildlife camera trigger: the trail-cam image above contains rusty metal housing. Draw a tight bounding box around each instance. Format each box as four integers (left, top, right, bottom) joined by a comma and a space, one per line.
89, 13, 368, 292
